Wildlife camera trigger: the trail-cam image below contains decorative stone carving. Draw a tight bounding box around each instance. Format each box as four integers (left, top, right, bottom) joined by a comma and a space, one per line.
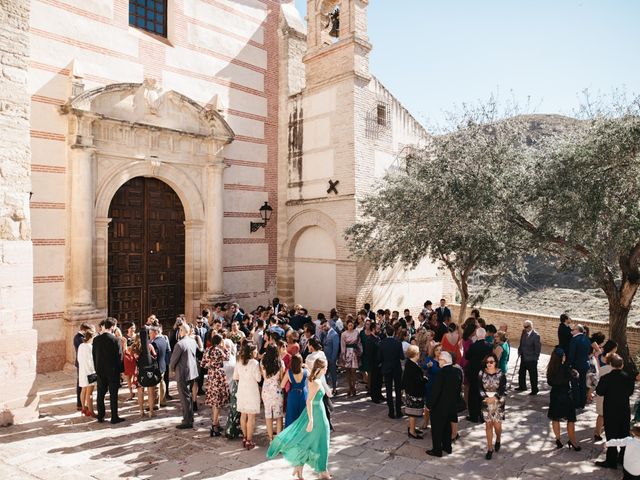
59, 82, 236, 342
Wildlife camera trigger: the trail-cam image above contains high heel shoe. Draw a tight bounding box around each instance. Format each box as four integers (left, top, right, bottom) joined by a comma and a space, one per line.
451, 434, 460, 443
494, 441, 501, 452
555, 439, 563, 449
567, 441, 581, 452
407, 428, 423, 439
210, 426, 215, 437
593, 434, 603, 442
485, 450, 493, 460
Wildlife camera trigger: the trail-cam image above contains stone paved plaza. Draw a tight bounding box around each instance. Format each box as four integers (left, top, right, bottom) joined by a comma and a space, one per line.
0, 350, 631, 480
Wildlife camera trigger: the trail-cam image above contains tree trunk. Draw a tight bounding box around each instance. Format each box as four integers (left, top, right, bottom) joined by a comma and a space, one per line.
608, 301, 631, 364
458, 289, 468, 323
458, 276, 470, 323
603, 274, 638, 368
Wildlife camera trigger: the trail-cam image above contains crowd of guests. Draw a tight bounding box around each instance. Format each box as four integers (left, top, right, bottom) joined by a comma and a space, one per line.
72, 298, 640, 480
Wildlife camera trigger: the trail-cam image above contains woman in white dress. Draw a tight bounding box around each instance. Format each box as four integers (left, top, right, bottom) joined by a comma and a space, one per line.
233, 341, 262, 450
77, 327, 97, 417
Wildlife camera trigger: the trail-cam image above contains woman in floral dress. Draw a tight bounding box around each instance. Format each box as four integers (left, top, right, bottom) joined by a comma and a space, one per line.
340, 318, 362, 396
479, 353, 507, 460
202, 333, 230, 437
261, 344, 285, 441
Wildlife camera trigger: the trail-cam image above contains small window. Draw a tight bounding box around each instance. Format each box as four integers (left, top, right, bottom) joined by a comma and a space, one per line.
376, 103, 387, 126
129, 0, 167, 37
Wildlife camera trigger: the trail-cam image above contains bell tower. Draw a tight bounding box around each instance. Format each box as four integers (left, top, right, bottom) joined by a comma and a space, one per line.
277, 0, 375, 314
304, 0, 372, 88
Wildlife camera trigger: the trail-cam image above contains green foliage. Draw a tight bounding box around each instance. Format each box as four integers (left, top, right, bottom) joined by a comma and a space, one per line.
346, 96, 532, 308
347, 91, 640, 347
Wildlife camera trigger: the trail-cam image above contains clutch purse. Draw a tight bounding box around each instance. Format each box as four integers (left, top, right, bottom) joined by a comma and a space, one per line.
87, 373, 98, 384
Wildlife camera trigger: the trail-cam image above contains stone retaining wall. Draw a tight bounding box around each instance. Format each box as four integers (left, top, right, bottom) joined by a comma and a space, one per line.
451, 304, 640, 357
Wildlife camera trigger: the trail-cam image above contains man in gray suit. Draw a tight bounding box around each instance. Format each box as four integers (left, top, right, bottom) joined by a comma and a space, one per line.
169, 323, 199, 429
516, 320, 542, 395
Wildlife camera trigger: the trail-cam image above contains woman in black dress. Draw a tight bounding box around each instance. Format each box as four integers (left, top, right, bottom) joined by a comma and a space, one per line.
402, 345, 427, 439
547, 346, 581, 451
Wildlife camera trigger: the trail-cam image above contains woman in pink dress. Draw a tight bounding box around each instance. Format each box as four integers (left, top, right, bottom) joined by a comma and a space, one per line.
340, 318, 362, 397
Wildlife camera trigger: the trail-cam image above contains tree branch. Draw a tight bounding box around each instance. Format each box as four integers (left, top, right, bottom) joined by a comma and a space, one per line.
507, 211, 591, 258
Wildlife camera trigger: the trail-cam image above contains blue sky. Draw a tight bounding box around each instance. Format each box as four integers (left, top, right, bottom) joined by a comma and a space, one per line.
293, 0, 640, 127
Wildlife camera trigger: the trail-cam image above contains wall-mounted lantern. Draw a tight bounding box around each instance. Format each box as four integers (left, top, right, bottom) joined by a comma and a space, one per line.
250, 201, 273, 233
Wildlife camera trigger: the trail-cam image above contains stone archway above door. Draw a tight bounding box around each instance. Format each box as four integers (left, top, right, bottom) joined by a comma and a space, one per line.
60, 80, 235, 356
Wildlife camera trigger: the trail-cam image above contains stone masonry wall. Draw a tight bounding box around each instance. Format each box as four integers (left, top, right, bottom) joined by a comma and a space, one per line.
450, 304, 640, 357
0, 0, 39, 425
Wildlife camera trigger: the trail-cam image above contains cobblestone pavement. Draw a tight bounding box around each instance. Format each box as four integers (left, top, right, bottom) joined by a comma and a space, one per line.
0, 350, 633, 480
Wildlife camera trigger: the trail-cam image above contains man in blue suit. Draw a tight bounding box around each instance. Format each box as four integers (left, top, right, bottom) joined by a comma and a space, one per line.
568, 324, 592, 409
322, 318, 340, 395
150, 325, 171, 407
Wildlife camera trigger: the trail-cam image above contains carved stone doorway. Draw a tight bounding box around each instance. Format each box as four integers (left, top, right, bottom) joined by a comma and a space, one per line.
108, 176, 185, 328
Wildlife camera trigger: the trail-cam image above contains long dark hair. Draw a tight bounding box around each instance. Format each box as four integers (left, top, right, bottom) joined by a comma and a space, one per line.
239, 341, 256, 365
462, 322, 476, 341
262, 344, 281, 378
290, 353, 303, 374
546, 346, 565, 380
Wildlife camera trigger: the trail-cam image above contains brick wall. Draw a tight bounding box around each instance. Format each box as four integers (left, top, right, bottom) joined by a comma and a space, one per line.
0, 0, 39, 425
450, 304, 640, 357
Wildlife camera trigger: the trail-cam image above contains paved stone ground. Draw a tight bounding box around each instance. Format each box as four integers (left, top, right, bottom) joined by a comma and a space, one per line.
0, 349, 635, 480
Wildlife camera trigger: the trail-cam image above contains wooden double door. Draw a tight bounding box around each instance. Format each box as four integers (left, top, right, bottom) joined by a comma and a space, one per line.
108, 177, 185, 327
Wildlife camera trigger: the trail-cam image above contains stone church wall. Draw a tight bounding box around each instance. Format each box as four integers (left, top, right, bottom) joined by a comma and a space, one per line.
0, 0, 39, 425
28, 0, 281, 371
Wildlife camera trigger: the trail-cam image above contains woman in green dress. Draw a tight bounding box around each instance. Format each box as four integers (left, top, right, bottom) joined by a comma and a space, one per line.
494, 331, 510, 375
267, 358, 331, 480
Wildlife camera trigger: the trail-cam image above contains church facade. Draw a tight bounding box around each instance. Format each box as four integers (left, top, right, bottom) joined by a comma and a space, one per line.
0, 0, 451, 424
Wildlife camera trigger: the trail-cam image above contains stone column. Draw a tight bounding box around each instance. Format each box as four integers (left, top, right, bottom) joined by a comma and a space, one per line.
69, 145, 96, 308
63, 122, 104, 366
205, 160, 227, 300
94, 217, 111, 311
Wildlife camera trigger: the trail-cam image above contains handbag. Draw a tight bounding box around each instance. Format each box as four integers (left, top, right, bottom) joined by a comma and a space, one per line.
87, 373, 98, 384
138, 361, 162, 387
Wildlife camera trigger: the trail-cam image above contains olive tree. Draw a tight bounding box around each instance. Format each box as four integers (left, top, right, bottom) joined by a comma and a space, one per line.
508, 94, 640, 361
346, 100, 530, 321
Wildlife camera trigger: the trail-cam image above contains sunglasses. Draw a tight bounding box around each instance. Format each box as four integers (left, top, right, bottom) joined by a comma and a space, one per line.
486, 360, 496, 364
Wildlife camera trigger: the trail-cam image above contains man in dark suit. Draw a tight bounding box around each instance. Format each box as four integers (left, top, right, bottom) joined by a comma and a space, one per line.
228, 302, 244, 326
365, 322, 384, 403
557, 313, 572, 354
150, 325, 170, 407
290, 306, 311, 332
73, 322, 91, 410
435, 298, 452, 324
464, 328, 493, 422
516, 320, 542, 395
568, 324, 593, 409
169, 322, 199, 429
193, 317, 207, 395
426, 351, 463, 457
92, 317, 124, 424
363, 303, 376, 321
595, 354, 636, 469
378, 325, 405, 418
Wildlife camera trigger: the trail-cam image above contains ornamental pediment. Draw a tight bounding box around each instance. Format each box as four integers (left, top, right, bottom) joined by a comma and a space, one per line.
62, 80, 234, 143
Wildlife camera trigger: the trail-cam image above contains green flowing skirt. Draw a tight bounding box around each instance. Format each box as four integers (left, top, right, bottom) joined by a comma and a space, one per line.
266, 390, 330, 472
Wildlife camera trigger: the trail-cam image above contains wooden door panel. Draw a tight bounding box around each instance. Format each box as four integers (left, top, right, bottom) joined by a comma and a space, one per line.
108, 177, 185, 328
